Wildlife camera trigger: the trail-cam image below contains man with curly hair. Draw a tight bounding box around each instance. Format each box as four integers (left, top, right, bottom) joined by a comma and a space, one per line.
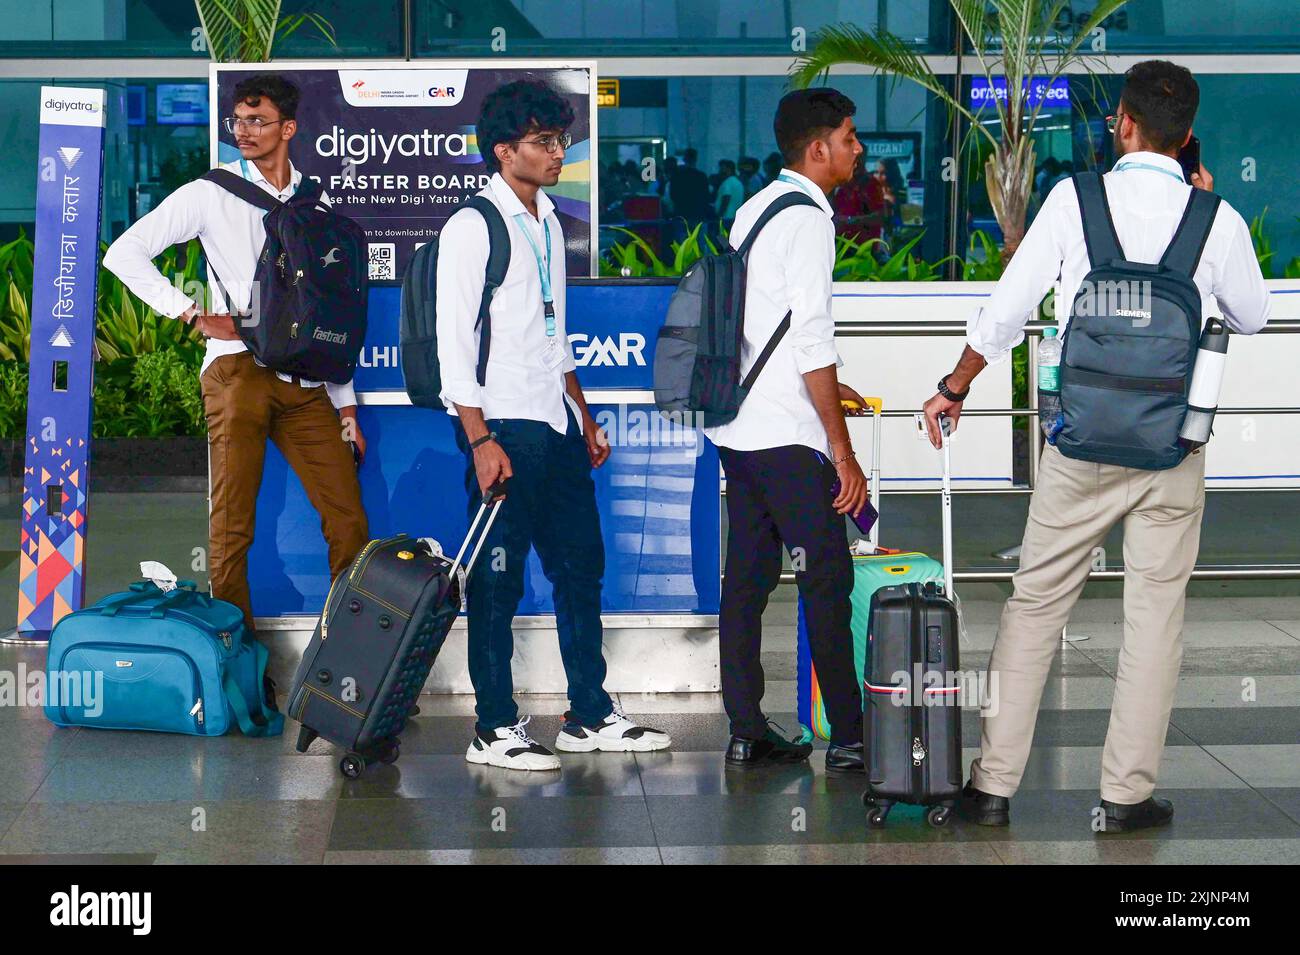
437, 79, 671, 771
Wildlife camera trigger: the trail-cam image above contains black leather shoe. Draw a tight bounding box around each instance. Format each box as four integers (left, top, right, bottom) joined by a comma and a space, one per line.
959, 779, 1010, 826
825, 741, 866, 774
725, 728, 813, 767
1099, 796, 1174, 833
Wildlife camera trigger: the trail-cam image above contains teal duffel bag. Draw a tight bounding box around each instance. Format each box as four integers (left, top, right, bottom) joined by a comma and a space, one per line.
44, 579, 284, 737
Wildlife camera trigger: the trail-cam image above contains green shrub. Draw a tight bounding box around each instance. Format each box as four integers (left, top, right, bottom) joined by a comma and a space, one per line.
0, 362, 29, 439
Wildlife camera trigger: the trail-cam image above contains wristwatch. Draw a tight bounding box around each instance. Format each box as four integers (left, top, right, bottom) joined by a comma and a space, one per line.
937, 375, 969, 402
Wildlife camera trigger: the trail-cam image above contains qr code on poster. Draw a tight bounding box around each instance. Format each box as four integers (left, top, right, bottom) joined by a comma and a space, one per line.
367, 243, 395, 280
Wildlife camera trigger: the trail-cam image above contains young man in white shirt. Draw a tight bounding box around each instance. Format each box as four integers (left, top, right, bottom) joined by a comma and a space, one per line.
705, 89, 872, 770
437, 80, 671, 771
103, 75, 368, 708
922, 61, 1271, 832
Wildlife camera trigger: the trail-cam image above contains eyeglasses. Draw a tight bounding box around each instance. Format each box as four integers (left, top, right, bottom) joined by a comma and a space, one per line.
1105, 112, 1125, 133
517, 132, 572, 153
223, 116, 287, 134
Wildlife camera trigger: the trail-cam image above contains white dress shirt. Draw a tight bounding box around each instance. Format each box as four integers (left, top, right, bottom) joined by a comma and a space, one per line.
968, 151, 1271, 364
703, 167, 841, 455
436, 172, 579, 435
102, 158, 357, 409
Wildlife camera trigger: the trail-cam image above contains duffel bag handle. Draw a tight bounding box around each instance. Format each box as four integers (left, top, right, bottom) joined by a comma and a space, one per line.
101, 582, 163, 616
149, 586, 212, 618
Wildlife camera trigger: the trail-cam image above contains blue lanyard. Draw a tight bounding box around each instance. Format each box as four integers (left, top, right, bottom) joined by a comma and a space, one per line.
1114, 161, 1186, 183
511, 213, 555, 336
778, 173, 817, 198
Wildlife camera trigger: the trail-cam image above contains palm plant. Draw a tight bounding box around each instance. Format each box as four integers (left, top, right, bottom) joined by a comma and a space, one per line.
195, 0, 336, 62
791, 0, 1129, 263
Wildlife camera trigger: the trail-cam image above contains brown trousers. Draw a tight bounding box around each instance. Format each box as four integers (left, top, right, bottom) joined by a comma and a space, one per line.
201, 352, 369, 632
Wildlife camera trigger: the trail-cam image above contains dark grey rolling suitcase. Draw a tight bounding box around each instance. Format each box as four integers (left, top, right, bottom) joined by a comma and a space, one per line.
288, 489, 503, 778
862, 417, 963, 828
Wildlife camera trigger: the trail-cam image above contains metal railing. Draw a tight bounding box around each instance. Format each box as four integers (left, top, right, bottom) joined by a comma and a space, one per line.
738, 318, 1300, 583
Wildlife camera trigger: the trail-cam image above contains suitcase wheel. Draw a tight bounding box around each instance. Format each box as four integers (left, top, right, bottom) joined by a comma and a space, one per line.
408, 703, 421, 718
926, 806, 952, 828
376, 740, 400, 765
339, 752, 366, 779
864, 798, 891, 828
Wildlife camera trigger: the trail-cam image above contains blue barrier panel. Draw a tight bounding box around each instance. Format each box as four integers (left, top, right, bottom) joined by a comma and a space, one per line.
247, 280, 719, 621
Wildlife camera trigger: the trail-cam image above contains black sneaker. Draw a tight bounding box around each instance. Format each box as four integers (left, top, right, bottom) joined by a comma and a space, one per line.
1098, 796, 1174, 833
725, 725, 813, 767
958, 778, 1011, 826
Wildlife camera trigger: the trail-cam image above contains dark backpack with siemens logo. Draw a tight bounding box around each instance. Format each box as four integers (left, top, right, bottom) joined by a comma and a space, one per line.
202, 169, 368, 384
653, 190, 819, 428
1053, 171, 1220, 470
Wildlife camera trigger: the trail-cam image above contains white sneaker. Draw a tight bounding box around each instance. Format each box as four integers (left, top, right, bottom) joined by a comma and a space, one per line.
465, 716, 561, 771
554, 703, 672, 753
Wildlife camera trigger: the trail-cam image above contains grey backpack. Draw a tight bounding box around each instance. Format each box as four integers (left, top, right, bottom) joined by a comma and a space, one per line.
653, 191, 819, 427
1055, 172, 1220, 470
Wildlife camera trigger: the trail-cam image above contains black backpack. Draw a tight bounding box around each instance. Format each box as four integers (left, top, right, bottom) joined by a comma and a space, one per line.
653, 191, 819, 427
399, 196, 510, 410
1055, 172, 1220, 470
202, 169, 368, 384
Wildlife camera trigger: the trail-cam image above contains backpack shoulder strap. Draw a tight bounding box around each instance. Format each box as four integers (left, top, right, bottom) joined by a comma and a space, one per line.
464, 195, 512, 387
734, 191, 822, 392
736, 190, 821, 259
740, 310, 792, 392
201, 168, 282, 214
1160, 188, 1221, 278
1073, 172, 1124, 267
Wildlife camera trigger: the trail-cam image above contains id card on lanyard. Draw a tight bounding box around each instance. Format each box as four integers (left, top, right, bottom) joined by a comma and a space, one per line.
512, 212, 565, 371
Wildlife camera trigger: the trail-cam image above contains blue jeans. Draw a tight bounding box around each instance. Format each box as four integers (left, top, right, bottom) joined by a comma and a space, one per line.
454, 408, 613, 733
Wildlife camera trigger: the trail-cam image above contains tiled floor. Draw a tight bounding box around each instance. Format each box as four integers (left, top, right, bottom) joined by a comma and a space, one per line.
4, 587, 1298, 865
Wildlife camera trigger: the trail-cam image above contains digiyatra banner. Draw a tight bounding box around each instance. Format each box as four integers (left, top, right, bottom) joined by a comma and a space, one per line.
15, 87, 106, 638
210, 61, 598, 281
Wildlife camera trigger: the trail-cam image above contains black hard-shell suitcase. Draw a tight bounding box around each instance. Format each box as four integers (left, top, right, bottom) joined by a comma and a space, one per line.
862, 416, 963, 828
288, 490, 503, 778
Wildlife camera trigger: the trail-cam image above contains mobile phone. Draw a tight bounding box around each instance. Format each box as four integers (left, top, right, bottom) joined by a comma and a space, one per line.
1177, 134, 1201, 184
830, 477, 879, 535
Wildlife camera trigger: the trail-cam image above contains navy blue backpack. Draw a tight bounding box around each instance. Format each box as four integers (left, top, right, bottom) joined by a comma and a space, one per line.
203, 168, 369, 385
1053, 172, 1220, 470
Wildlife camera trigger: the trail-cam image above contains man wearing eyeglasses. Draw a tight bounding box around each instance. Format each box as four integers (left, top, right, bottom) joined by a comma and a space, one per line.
437, 79, 671, 771
103, 74, 368, 711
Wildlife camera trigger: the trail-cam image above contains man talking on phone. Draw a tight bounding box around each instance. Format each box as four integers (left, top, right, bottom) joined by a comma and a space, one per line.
922, 61, 1270, 832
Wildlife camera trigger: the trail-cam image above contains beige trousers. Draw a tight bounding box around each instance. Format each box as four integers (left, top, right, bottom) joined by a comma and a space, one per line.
969, 443, 1206, 805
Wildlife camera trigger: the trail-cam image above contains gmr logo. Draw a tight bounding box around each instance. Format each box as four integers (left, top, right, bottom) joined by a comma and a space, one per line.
569, 333, 646, 367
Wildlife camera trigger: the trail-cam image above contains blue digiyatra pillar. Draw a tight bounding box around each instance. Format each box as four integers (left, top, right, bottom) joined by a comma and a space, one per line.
247, 278, 722, 693
5, 87, 106, 645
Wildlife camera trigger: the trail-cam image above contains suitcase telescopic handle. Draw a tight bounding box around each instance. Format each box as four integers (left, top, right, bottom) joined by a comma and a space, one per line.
938, 414, 954, 597
447, 480, 509, 581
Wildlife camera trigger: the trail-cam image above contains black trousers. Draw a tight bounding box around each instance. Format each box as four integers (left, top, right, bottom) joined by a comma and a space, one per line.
718, 444, 862, 745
